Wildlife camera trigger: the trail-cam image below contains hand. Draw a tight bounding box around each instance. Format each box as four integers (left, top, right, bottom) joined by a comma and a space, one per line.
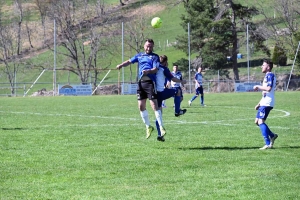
255, 104, 260, 110
116, 64, 122, 70
253, 85, 259, 91
142, 70, 150, 75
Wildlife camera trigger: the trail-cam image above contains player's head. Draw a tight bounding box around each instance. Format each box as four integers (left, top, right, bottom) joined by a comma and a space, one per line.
173, 64, 178, 72
159, 55, 168, 67
144, 39, 154, 54
262, 59, 273, 73
198, 67, 202, 73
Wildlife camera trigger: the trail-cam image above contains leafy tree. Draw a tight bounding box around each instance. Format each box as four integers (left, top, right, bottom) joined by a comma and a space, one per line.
272, 44, 287, 66
176, 0, 269, 81
173, 58, 189, 72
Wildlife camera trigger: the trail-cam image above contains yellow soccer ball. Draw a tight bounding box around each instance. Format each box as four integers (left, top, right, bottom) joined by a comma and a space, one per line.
151, 17, 162, 28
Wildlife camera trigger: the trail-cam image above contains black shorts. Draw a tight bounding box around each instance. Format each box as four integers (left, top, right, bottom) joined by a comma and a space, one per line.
137, 80, 157, 100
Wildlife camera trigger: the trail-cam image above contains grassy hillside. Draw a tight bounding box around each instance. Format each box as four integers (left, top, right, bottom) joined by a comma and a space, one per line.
0, 0, 298, 96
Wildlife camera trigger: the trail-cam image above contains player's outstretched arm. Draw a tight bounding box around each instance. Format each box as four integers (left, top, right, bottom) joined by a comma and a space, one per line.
116, 60, 131, 70
171, 77, 186, 85
142, 67, 158, 75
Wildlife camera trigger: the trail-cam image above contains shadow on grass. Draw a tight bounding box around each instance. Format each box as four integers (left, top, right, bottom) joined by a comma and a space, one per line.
1, 128, 28, 130
178, 146, 300, 150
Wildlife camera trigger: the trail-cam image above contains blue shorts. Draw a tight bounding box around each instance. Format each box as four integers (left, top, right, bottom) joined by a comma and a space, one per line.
195, 86, 203, 95
256, 106, 273, 120
157, 88, 177, 107
171, 87, 183, 97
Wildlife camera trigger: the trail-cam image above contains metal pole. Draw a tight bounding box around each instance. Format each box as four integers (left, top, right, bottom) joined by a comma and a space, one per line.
122, 22, 124, 94
218, 70, 220, 93
286, 41, 300, 91
188, 22, 191, 93
247, 24, 250, 82
53, 19, 57, 96
14, 70, 17, 97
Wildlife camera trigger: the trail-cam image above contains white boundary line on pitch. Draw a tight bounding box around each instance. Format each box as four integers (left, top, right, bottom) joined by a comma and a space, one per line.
0, 108, 293, 130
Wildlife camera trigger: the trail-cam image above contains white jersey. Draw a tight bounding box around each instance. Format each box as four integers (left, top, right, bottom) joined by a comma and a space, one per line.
259, 72, 276, 107
156, 65, 174, 92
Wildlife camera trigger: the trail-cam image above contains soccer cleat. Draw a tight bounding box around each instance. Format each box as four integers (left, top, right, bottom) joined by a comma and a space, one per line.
270, 134, 278, 147
162, 104, 167, 108
201, 104, 206, 107
175, 109, 187, 117
259, 145, 272, 150
146, 125, 154, 139
188, 100, 192, 106
160, 126, 166, 137
157, 136, 165, 142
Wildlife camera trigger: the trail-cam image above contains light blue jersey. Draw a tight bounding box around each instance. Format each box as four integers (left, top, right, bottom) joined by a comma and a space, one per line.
130, 52, 160, 82
259, 72, 276, 107
156, 65, 174, 92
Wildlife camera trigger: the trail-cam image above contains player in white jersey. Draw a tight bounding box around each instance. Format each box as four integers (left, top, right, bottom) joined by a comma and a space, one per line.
253, 59, 278, 150
188, 67, 205, 106
169, 65, 186, 116
155, 55, 187, 141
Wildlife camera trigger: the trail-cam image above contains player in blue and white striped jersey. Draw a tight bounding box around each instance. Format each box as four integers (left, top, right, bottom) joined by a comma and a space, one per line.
253, 59, 278, 150
188, 67, 205, 106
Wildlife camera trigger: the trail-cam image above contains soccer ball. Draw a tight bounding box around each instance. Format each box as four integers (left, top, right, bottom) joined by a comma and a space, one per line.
151, 17, 162, 28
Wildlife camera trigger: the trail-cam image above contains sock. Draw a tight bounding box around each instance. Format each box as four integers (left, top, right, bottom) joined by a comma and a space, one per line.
174, 96, 181, 114
259, 123, 271, 145
154, 110, 163, 127
191, 95, 197, 102
265, 123, 275, 138
201, 96, 204, 104
155, 120, 161, 137
140, 110, 150, 127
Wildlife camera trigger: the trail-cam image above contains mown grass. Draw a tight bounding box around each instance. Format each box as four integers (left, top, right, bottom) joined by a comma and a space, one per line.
0, 92, 299, 199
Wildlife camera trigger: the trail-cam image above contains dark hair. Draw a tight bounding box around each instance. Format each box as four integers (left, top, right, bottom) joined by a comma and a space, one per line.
159, 55, 168, 63
145, 38, 154, 45
263, 58, 273, 70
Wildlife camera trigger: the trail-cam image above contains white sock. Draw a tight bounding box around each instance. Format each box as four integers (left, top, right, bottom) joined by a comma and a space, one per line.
154, 110, 163, 127
140, 110, 150, 127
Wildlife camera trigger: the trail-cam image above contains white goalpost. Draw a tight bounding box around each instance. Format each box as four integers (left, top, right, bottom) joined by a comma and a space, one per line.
23, 69, 47, 97
92, 69, 112, 95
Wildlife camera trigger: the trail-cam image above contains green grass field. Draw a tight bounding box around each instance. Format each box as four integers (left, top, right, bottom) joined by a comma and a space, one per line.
0, 92, 300, 199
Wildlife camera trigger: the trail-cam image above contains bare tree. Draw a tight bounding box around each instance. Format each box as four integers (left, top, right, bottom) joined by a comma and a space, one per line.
0, 23, 20, 95
256, 0, 300, 59
14, 0, 23, 55
46, 0, 117, 86
34, 0, 51, 45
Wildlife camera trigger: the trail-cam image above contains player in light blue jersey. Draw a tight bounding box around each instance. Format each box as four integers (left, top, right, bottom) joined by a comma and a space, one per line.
169, 65, 186, 116
155, 55, 187, 141
188, 67, 205, 106
253, 59, 278, 150
116, 39, 166, 139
